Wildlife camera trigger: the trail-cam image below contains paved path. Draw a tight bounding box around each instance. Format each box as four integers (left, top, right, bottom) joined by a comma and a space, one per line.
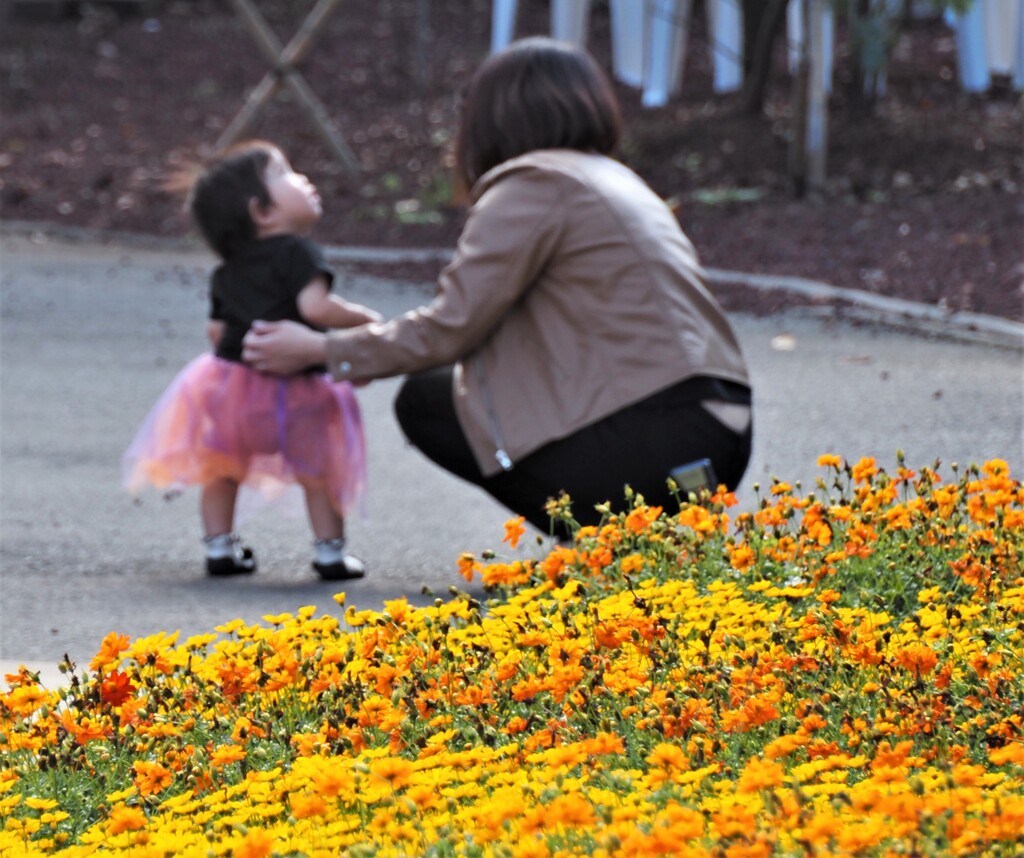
2, 229, 1022, 685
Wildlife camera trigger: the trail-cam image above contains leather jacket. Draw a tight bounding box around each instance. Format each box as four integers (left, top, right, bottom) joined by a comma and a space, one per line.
326, 149, 750, 476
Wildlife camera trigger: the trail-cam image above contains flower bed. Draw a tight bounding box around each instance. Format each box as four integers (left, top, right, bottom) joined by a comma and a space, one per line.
2, 456, 1023, 856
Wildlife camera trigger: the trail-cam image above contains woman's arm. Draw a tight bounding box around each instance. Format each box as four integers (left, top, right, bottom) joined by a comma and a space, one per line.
245, 164, 568, 381
296, 275, 384, 329
319, 166, 568, 381
243, 320, 329, 375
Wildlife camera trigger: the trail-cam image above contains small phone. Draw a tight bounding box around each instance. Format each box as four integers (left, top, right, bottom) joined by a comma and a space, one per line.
668, 458, 717, 494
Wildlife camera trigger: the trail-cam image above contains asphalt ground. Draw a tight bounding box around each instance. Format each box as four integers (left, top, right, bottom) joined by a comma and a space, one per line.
2, 227, 1022, 685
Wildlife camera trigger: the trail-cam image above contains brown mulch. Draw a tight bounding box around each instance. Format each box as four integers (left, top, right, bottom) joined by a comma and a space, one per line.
1, 0, 1021, 320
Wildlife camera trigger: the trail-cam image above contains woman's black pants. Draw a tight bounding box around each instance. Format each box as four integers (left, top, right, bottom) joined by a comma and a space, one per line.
394, 367, 752, 538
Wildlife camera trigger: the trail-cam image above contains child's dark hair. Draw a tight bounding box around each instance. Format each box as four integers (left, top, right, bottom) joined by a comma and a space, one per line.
455, 37, 621, 194
187, 141, 277, 259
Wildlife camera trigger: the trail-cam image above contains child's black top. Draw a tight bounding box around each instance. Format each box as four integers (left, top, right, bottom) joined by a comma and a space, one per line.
210, 234, 334, 370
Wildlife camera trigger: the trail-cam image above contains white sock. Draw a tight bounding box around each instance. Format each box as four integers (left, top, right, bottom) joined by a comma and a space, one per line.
205, 533, 239, 559
314, 537, 346, 565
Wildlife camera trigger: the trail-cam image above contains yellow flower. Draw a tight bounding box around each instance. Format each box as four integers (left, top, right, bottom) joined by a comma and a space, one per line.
370, 756, 415, 789
647, 742, 689, 772
309, 764, 356, 798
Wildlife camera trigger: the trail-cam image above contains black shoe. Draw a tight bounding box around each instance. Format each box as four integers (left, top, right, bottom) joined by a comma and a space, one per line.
201, 544, 253, 577
313, 553, 366, 581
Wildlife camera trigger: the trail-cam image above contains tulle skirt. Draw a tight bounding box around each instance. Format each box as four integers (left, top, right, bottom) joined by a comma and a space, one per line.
123, 355, 366, 519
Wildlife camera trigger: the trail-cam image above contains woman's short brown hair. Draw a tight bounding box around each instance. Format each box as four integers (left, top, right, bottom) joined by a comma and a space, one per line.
454, 37, 622, 193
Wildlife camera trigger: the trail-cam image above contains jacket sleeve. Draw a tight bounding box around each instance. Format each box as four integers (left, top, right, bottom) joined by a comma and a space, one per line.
325, 166, 567, 381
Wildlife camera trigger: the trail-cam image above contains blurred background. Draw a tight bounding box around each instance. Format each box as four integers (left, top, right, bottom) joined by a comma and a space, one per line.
1, 0, 1021, 319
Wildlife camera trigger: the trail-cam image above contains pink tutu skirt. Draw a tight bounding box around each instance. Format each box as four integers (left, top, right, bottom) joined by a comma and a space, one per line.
123, 355, 366, 518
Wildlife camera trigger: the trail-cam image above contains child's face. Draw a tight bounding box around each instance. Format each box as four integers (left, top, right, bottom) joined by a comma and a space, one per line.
258, 149, 322, 235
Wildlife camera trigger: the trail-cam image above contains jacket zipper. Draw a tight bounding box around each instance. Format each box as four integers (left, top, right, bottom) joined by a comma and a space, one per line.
474, 355, 513, 471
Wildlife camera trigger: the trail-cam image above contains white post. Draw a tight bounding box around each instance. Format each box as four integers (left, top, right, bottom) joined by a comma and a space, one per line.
551, 0, 592, 46
610, 0, 645, 86
709, 0, 743, 93
788, 0, 834, 93
807, 0, 828, 191
491, 0, 517, 54
643, 0, 691, 108
985, 0, 1017, 76
790, 0, 831, 94
1015, 0, 1024, 90
954, 0, 990, 92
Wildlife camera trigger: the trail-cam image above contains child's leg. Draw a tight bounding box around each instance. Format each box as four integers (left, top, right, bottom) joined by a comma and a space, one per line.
200, 478, 256, 576
201, 477, 239, 536
303, 482, 345, 541
302, 481, 365, 581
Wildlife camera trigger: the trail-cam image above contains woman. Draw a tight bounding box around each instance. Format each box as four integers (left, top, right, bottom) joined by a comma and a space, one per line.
243, 37, 752, 537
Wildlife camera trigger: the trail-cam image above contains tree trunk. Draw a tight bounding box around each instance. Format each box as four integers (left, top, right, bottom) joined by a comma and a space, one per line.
787, 0, 810, 198
739, 0, 789, 114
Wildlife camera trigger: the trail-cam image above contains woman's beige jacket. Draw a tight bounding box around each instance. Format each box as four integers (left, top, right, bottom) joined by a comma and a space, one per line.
326, 149, 750, 476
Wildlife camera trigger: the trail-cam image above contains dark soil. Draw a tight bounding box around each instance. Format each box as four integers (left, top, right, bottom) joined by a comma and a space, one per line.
2, 0, 1021, 320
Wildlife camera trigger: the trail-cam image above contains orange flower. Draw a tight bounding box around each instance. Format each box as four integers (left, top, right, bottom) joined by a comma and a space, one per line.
620, 553, 644, 574
209, 744, 247, 767
647, 742, 690, 771
90, 631, 132, 672
546, 792, 595, 827
851, 457, 878, 483
728, 542, 756, 571
481, 561, 533, 587
539, 545, 577, 580
737, 757, 785, 793
873, 740, 914, 769
503, 716, 529, 735
370, 756, 415, 789
99, 670, 135, 707
503, 515, 526, 549
234, 830, 276, 858
625, 505, 662, 534
989, 742, 1024, 767
290, 790, 328, 819
310, 765, 356, 798
743, 695, 781, 727
59, 710, 109, 745
132, 760, 174, 796
106, 805, 147, 835
892, 643, 939, 678
457, 552, 481, 582
801, 713, 829, 733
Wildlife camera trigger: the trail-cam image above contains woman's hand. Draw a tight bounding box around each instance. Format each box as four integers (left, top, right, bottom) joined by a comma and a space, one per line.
242, 320, 328, 375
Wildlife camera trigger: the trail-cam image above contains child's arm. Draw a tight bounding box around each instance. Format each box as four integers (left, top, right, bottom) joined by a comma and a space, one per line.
297, 275, 383, 330
207, 319, 225, 348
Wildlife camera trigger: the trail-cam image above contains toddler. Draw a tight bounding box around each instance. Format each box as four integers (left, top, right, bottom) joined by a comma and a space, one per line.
123, 140, 380, 579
